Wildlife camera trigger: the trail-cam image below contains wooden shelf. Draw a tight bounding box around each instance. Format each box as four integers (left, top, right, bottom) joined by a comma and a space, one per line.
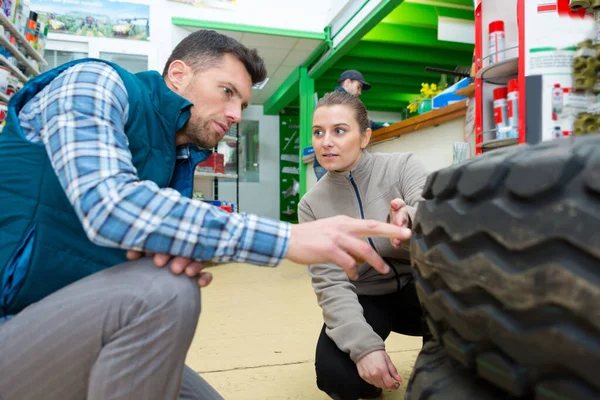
0, 34, 39, 77
0, 55, 27, 82
194, 171, 238, 179
0, 12, 46, 65
371, 100, 468, 144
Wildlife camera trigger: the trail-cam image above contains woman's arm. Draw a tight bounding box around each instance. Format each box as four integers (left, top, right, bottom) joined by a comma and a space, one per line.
298, 199, 386, 362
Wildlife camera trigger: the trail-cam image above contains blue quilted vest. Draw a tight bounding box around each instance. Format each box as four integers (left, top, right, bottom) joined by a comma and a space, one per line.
0, 58, 210, 317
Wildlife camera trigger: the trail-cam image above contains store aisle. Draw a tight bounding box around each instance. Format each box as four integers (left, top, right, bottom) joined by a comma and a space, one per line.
185, 261, 423, 399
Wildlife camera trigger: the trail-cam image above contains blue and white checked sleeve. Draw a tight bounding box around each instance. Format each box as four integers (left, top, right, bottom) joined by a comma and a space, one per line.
18, 61, 290, 267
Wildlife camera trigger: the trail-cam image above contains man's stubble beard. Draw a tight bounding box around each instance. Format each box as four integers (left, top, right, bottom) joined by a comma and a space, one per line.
183, 118, 221, 149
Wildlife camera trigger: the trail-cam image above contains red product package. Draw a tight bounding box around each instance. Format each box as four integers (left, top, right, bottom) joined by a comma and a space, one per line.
196, 152, 225, 174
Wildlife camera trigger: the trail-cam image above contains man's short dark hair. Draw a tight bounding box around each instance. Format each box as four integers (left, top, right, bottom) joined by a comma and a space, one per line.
162, 29, 267, 85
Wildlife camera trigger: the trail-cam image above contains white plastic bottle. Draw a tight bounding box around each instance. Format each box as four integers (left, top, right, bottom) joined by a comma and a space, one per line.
552, 83, 563, 117
489, 21, 505, 64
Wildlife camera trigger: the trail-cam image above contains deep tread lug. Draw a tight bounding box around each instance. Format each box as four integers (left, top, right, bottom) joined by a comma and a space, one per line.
535, 379, 600, 400
476, 352, 528, 397
431, 167, 462, 200
422, 170, 438, 200
505, 146, 575, 198
583, 150, 600, 194
442, 330, 476, 368
425, 315, 443, 345
457, 157, 509, 199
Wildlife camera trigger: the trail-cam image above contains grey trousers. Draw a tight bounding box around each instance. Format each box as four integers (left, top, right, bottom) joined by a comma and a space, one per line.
0, 258, 223, 400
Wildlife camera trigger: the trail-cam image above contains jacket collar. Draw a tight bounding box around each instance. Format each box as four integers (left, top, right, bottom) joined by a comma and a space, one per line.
135, 71, 193, 133
326, 149, 374, 184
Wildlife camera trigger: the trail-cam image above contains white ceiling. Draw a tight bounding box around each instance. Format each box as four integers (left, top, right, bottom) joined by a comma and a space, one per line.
181, 27, 322, 105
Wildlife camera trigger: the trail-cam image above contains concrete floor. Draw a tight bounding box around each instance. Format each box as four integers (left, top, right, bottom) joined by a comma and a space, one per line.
185, 260, 423, 399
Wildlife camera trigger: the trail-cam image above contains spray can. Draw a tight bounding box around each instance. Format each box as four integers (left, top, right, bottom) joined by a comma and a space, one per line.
493, 87, 509, 139
489, 21, 505, 64
507, 79, 519, 137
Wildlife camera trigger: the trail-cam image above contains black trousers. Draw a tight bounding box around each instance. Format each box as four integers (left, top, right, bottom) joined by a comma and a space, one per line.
314, 279, 431, 400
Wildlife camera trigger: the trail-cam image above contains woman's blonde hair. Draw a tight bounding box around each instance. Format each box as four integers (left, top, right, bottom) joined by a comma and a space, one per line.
315, 91, 370, 135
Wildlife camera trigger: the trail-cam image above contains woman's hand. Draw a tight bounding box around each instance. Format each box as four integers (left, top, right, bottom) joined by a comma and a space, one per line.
356, 350, 402, 390
126, 251, 213, 288
389, 198, 410, 249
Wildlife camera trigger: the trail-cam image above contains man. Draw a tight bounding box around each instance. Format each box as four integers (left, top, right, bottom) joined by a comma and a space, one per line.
0, 30, 411, 400
314, 69, 385, 180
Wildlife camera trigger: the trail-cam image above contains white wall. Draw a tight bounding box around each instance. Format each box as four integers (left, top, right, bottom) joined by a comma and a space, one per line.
218, 105, 280, 219
368, 118, 469, 173
369, 110, 404, 124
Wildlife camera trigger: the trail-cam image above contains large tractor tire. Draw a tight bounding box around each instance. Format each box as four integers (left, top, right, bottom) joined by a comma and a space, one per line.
405, 340, 510, 400
410, 135, 600, 399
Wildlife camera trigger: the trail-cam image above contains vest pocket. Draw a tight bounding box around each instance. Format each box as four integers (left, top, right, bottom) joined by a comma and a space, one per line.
1, 224, 36, 316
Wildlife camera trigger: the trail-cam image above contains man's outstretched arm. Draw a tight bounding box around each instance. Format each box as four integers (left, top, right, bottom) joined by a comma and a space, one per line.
25, 61, 410, 276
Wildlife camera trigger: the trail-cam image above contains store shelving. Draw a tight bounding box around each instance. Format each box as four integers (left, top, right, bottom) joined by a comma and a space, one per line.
0, 12, 46, 65
476, 56, 519, 85
0, 54, 27, 82
0, 33, 40, 77
477, 137, 519, 151
0, 92, 8, 102
192, 123, 240, 210
194, 171, 238, 179
474, 0, 522, 155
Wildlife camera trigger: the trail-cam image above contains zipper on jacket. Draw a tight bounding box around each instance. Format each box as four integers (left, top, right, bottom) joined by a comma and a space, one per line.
349, 172, 401, 291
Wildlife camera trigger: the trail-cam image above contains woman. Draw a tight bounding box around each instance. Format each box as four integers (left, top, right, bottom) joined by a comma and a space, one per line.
298, 91, 431, 400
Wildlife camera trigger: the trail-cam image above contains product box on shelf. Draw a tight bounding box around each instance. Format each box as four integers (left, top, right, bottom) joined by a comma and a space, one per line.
432, 77, 470, 109
196, 152, 225, 174
202, 200, 235, 213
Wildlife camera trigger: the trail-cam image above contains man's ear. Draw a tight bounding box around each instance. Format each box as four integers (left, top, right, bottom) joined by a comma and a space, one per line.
166, 60, 189, 92
361, 128, 372, 149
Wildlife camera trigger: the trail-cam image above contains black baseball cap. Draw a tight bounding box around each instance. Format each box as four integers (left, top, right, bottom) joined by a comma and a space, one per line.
339, 70, 371, 91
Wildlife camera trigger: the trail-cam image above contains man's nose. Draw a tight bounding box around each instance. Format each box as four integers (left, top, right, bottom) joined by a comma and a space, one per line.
225, 105, 242, 124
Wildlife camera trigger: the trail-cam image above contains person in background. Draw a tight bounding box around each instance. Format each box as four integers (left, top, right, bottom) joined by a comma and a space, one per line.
0, 30, 411, 400
313, 69, 385, 181
299, 91, 432, 400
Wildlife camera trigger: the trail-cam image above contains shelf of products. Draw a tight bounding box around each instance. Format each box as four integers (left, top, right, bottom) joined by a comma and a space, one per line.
476, 56, 518, 85
0, 92, 8, 102
194, 171, 238, 179
222, 134, 237, 142
0, 33, 39, 77
193, 123, 240, 210
0, 54, 27, 82
477, 137, 519, 151
0, 12, 46, 65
